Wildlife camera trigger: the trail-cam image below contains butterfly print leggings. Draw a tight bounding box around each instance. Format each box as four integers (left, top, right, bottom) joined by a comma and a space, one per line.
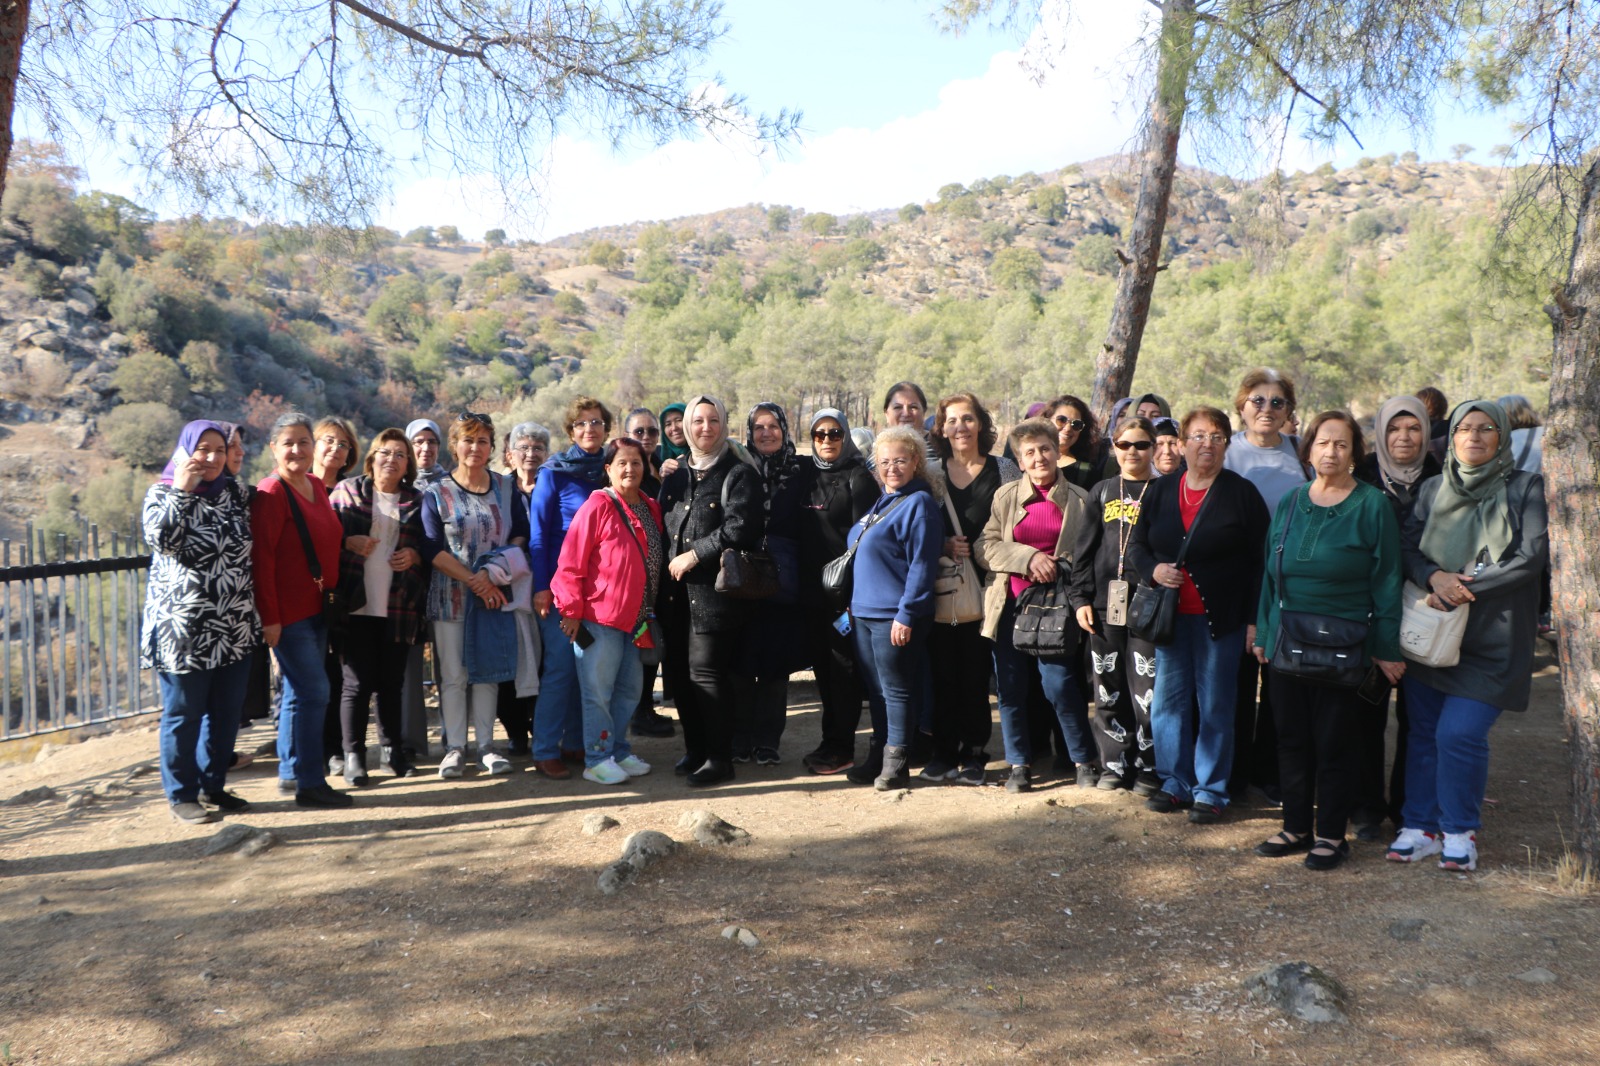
1087, 622, 1157, 781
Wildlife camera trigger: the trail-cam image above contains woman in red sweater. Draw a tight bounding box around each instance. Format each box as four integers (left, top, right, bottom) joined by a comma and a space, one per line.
251, 412, 351, 809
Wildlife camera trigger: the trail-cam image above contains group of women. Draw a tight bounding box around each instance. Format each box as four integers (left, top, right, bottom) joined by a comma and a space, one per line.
141, 371, 1549, 877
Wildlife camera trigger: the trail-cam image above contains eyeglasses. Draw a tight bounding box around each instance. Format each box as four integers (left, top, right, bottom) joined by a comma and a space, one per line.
812, 429, 845, 442
571, 418, 607, 430
878, 457, 913, 469
1187, 433, 1228, 445
511, 444, 545, 455
456, 411, 494, 427
1114, 439, 1154, 452
1053, 416, 1086, 431
630, 427, 661, 439
318, 436, 352, 453
373, 449, 409, 462
1453, 424, 1501, 438
1247, 395, 1287, 411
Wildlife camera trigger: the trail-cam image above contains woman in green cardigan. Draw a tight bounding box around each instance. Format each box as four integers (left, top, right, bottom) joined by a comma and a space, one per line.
1251, 411, 1406, 871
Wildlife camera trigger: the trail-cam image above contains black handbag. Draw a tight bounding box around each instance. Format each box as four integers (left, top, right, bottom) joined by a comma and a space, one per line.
820, 496, 906, 609
708, 469, 780, 600
603, 490, 666, 667
1268, 487, 1369, 688
1011, 574, 1077, 658
279, 476, 347, 639
1127, 478, 1216, 645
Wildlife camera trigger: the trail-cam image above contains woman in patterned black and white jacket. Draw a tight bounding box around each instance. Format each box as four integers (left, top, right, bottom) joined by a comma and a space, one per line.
142, 421, 263, 826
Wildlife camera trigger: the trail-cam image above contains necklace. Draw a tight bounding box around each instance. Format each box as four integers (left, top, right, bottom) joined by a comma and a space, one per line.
1114, 477, 1151, 579
1179, 475, 1209, 509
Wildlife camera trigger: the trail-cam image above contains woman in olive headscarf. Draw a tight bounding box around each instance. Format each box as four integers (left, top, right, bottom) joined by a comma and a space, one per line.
1387, 400, 1548, 873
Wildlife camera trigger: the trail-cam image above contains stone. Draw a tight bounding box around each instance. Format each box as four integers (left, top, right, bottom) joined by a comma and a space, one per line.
5, 785, 58, 805
1245, 962, 1350, 1024
621, 829, 678, 866
65, 791, 95, 810
1388, 918, 1428, 942
102, 332, 130, 352
1513, 967, 1557, 985
124, 762, 159, 778
30, 331, 65, 352
46, 909, 75, 923
64, 298, 96, 320
677, 809, 750, 847
76, 954, 102, 969
582, 813, 620, 836
597, 860, 638, 896
202, 824, 277, 857
720, 925, 760, 947
91, 781, 136, 799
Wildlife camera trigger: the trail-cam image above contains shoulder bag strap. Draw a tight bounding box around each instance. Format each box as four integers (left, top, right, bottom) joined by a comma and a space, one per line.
1273, 486, 1299, 609
276, 476, 326, 589
604, 489, 649, 565
1171, 475, 1220, 570
842, 494, 906, 564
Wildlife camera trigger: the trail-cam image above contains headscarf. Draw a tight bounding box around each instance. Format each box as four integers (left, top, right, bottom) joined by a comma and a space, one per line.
683, 394, 759, 473
809, 408, 862, 471
1134, 393, 1172, 419
1419, 399, 1516, 573
540, 443, 608, 487
215, 420, 242, 445
1151, 416, 1180, 440
160, 420, 231, 499
657, 402, 689, 463
1108, 397, 1134, 430
1023, 402, 1048, 419
746, 401, 802, 507
1373, 395, 1431, 501
405, 418, 442, 446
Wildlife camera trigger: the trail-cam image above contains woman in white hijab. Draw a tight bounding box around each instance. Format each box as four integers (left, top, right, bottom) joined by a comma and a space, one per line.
657, 395, 767, 787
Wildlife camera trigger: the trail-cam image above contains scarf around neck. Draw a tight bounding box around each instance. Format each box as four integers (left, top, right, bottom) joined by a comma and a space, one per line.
1419, 399, 1515, 572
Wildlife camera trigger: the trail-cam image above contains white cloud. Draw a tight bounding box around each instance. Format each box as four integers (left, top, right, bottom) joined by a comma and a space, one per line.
380, 3, 1158, 241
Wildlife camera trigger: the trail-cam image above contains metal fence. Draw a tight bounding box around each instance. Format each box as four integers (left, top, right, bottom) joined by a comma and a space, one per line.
1, 519, 155, 741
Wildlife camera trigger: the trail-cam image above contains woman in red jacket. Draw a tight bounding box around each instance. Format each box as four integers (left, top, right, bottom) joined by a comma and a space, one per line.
551, 437, 664, 786
251, 411, 351, 809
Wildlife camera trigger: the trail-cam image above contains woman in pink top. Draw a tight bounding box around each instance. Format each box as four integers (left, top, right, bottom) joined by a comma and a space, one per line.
551, 437, 665, 786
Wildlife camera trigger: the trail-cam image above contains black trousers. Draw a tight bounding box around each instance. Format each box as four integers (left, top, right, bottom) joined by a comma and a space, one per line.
240, 646, 273, 723
661, 588, 746, 764
496, 681, 534, 752
1353, 682, 1409, 827
806, 606, 864, 758
1231, 653, 1280, 793
339, 616, 409, 755
1087, 622, 1156, 780
928, 620, 993, 762
1269, 668, 1365, 840
323, 646, 344, 765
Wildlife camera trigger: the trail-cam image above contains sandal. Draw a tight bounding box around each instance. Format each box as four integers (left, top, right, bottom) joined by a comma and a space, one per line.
1304, 838, 1350, 871
1254, 831, 1311, 858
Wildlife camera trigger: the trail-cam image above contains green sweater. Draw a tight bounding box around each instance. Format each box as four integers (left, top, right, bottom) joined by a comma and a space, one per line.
1256, 481, 1403, 663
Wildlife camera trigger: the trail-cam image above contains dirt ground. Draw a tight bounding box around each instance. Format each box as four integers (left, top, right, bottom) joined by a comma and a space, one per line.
1, 648, 1596, 1066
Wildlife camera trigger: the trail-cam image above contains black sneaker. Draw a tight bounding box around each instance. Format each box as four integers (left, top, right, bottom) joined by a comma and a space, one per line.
754, 746, 781, 766
1004, 765, 1032, 793
295, 784, 354, 808
632, 711, 676, 738
1096, 771, 1129, 792
956, 752, 989, 786
1132, 772, 1162, 798
804, 750, 856, 775
919, 758, 959, 783
1188, 803, 1225, 825
674, 753, 704, 775
202, 790, 251, 812
687, 759, 735, 787
343, 751, 370, 787
1075, 764, 1101, 789
731, 749, 753, 765
170, 801, 215, 825
1145, 789, 1192, 813
845, 748, 884, 786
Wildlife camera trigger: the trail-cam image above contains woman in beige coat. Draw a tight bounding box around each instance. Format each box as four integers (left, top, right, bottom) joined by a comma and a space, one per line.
975, 417, 1098, 792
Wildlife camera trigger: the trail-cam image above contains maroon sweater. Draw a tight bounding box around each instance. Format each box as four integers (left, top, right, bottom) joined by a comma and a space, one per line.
251, 474, 343, 628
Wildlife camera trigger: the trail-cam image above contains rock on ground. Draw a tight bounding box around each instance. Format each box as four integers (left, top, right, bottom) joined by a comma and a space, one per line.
1514, 967, 1557, 985
1245, 961, 1350, 1024
5, 786, 58, 806
677, 809, 750, 847
1388, 918, 1428, 942
201, 824, 278, 858
597, 830, 680, 895
582, 813, 620, 836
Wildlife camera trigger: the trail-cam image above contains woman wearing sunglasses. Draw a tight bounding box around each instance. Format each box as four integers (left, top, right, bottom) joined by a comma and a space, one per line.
796, 409, 881, 775
1070, 416, 1163, 794
1224, 367, 1309, 808
1048, 394, 1102, 491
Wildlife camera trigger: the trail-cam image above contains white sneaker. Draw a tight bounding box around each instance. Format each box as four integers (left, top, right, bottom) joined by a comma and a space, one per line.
1386, 827, 1442, 863
437, 748, 465, 780
581, 757, 629, 786
481, 751, 513, 775
615, 754, 652, 777
1439, 832, 1478, 871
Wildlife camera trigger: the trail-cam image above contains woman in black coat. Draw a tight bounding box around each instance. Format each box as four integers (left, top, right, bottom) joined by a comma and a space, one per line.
658, 394, 766, 787
796, 408, 880, 775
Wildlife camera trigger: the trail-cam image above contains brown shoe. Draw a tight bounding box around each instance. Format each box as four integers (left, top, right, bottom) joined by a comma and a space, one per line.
535, 758, 571, 780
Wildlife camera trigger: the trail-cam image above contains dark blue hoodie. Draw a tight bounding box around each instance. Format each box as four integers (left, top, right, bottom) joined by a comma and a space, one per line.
847, 477, 942, 625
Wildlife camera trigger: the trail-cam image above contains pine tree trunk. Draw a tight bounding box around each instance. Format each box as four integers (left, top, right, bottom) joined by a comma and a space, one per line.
1090, 0, 1195, 429
1548, 153, 1600, 865
0, 0, 27, 205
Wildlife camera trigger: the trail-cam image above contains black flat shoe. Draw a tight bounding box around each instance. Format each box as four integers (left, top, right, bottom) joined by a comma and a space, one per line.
687, 759, 735, 787
1144, 789, 1192, 814
1304, 839, 1350, 871
203, 790, 251, 812
295, 784, 354, 808
1254, 831, 1312, 858
674, 753, 704, 775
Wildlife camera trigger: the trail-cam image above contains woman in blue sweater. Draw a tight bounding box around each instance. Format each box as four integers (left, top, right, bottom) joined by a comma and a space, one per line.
847, 426, 944, 790
528, 397, 612, 779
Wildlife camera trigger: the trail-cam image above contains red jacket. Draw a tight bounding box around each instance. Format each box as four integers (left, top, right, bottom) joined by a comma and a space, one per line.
551, 489, 663, 633
251, 474, 343, 628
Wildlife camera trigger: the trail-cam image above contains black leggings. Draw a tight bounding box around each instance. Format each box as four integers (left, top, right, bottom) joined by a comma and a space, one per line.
1086, 622, 1156, 780
807, 606, 864, 758
928, 620, 993, 762
339, 616, 410, 755
661, 589, 747, 763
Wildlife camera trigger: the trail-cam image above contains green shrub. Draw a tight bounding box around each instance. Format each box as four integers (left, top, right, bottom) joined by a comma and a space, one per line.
80, 463, 151, 535
102, 402, 185, 468
111, 350, 190, 406
1074, 234, 1122, 276
552, 292, 586, 318
10, 254, 63, 297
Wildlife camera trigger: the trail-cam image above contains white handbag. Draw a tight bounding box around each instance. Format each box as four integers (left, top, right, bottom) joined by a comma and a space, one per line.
934, 493, 986, 625
1398, 581, 1469, 668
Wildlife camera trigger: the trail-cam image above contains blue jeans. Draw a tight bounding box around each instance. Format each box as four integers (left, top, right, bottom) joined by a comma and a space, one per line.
533, 612, 583, 760
273, 616, 330, 787
852, 615, 931, 749
573, 621, 641, 767
1149, 614, 1244, 807
992, 601, 1095, 768
1399, 678, 1501, 834
158, 657, 251, 802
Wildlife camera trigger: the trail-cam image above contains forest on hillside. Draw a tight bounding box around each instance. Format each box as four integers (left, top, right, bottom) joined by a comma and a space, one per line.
0, 143, 1554, 546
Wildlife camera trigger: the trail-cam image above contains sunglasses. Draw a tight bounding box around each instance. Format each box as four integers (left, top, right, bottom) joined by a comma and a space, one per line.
456, 411, 495, 427
812, 428, 845, 441
1053, 416, 1086, 431
1113, 439, 1154, 451
630, 427, 661, 438
1247, 395, 1287, 411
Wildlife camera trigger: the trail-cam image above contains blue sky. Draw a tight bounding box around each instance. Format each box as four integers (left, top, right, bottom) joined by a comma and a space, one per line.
49, 0, 1518, 241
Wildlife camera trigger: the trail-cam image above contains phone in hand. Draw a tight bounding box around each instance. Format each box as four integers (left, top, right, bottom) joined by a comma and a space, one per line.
832, 612, 853, 636
1356, 664, 1391, 706
574, 622, 595, 649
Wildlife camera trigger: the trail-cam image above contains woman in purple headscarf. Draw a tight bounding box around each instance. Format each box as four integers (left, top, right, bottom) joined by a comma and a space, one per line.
141, 421, 263, 826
